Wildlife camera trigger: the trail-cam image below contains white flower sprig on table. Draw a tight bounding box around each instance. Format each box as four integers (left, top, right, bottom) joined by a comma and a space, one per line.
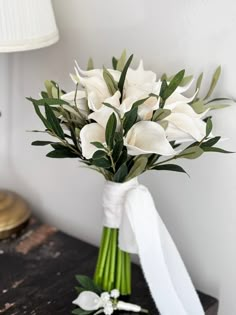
73, 289, 148, 315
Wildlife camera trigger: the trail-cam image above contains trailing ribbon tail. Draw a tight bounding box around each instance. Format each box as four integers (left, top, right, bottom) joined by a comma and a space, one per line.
119, 184, 204, 315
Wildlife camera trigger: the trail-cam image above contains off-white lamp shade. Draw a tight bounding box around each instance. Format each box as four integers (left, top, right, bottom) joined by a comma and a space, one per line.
0, 0, 59, 52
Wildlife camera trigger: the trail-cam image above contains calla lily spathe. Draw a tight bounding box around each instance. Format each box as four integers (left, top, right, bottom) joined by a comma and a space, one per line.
73, 291, 102, 311
61, 90, 89, 118
80, 123, 106, 159
165, 103, 208, 142
124, 121, 177, 156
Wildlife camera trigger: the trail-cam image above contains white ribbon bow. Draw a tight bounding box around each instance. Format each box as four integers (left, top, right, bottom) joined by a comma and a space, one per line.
103, 178, 204, 315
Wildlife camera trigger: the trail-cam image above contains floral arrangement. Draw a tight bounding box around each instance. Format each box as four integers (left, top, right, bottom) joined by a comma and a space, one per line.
27, 51, 232, 314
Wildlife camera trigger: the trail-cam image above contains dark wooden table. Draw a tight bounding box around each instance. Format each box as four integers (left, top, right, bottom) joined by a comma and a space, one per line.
0, 218, 218, 315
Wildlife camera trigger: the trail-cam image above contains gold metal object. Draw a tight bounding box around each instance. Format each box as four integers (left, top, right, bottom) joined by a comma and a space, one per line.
0, 190, 31, 239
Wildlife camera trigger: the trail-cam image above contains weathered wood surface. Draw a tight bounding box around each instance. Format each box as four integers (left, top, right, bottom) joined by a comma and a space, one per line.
0, 218, 218, 314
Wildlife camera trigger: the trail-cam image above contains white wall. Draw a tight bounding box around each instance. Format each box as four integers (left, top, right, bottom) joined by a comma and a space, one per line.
1, 0, 236, 314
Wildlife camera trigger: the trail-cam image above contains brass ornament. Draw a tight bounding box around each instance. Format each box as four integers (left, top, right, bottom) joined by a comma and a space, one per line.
0, 190, 31, 239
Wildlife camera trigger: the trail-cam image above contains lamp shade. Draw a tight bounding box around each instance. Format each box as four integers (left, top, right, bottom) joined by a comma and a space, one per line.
0, 0, 59, 52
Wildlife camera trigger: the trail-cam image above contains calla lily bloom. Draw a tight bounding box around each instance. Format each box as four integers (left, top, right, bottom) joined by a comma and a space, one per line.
61, 90, 89, 118
73, 291, 102, 311
164, 103, 208, 142
124, 121, 177, 156
80, 123, 106, 159
89, 91, 121, 128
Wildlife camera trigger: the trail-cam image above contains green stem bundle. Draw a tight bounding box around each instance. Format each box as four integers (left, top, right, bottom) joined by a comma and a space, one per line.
94, 227, 131, 295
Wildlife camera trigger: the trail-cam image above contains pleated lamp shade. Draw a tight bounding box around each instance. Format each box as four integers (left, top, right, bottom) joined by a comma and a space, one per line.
0, 0, 59, 52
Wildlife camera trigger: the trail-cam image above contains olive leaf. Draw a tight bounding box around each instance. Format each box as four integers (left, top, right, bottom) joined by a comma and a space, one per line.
126, 156, 148, 180
205, 118, 213, 137
152, 108, 171, 121
45, 104, 65, 139
123, 107, 138, 135
204, 66, 221, 100
116, 49, 127, 71
114, 163, 128, 182
160, 70, 185, 101
87, 57, 94, 70
194, 72, 203, 100
118, 54, 133, 100
177, 146, 204, 159
105, 113, 117, 148
180, 75, 193, 87
103, 67, 118, 95
152, 164, 188, 175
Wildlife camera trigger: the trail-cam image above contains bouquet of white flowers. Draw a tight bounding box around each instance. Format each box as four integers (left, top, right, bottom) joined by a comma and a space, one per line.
27, 51, 232, 315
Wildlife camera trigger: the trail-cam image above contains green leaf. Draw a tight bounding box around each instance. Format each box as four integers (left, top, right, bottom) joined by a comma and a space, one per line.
92, 150, 107, 160
41, 91, 48, 98
105, 113, 117, 148
194, 72, 203, 99
118, 54, 133, 100
27, 97, 69, 106
126, 156, 148, 180
46, 149, 78, 158
201, 136, 221, 148
114, 163, 128, 182
161, 70, 185, 101
191, 100, 205, 114
45, 104, 65, 139
32, 103, 51, 129
44, 80, 54, 98
123, 107, 138, 135
116, 49, 127, 71
201, 147, 233, 153
112, 57, 118, 70
206, 118, 213, 137
131, 96, 152, 109
177, 146, 204, 159
115, 149, 127, 171
205, 103, 230, 111
152, 164, 188, 175
75, 275, 102, 294
31, 141, 55, 146
159, 79, 168, 103
91, 157, 111, 168
103, 67, 118, 95
90, 141, 105, 149
152, 108, 171, 121
180, 75, 193, 87
72, 308, 92, 315
112, 133, 123, 162
158, 120, 169, 129
87, 57, 94, 70
204, 66, 221, 100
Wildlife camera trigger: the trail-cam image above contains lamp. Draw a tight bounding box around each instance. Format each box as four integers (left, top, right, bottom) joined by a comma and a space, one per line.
0, 0, 59, 238
0, 0, 59, 52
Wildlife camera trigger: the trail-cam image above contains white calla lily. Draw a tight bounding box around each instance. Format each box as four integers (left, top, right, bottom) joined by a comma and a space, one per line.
89, 91, 121, 128
80, 123, 106, 159
61, 90, 89, 117
124, 121, 177, 156
72, 291, 102, 311
165, 113, 206, 142
127, 60, 157, 85
164, 103, 208, 142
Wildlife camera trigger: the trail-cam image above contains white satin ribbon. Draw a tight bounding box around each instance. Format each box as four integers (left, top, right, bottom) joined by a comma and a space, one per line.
103, 178, 204, 315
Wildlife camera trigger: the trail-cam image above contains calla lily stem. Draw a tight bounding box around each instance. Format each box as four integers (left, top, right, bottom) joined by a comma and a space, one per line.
94, 227, 131, 295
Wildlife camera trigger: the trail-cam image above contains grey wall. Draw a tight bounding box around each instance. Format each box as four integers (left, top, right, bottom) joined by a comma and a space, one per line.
1, 1, 236, 314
